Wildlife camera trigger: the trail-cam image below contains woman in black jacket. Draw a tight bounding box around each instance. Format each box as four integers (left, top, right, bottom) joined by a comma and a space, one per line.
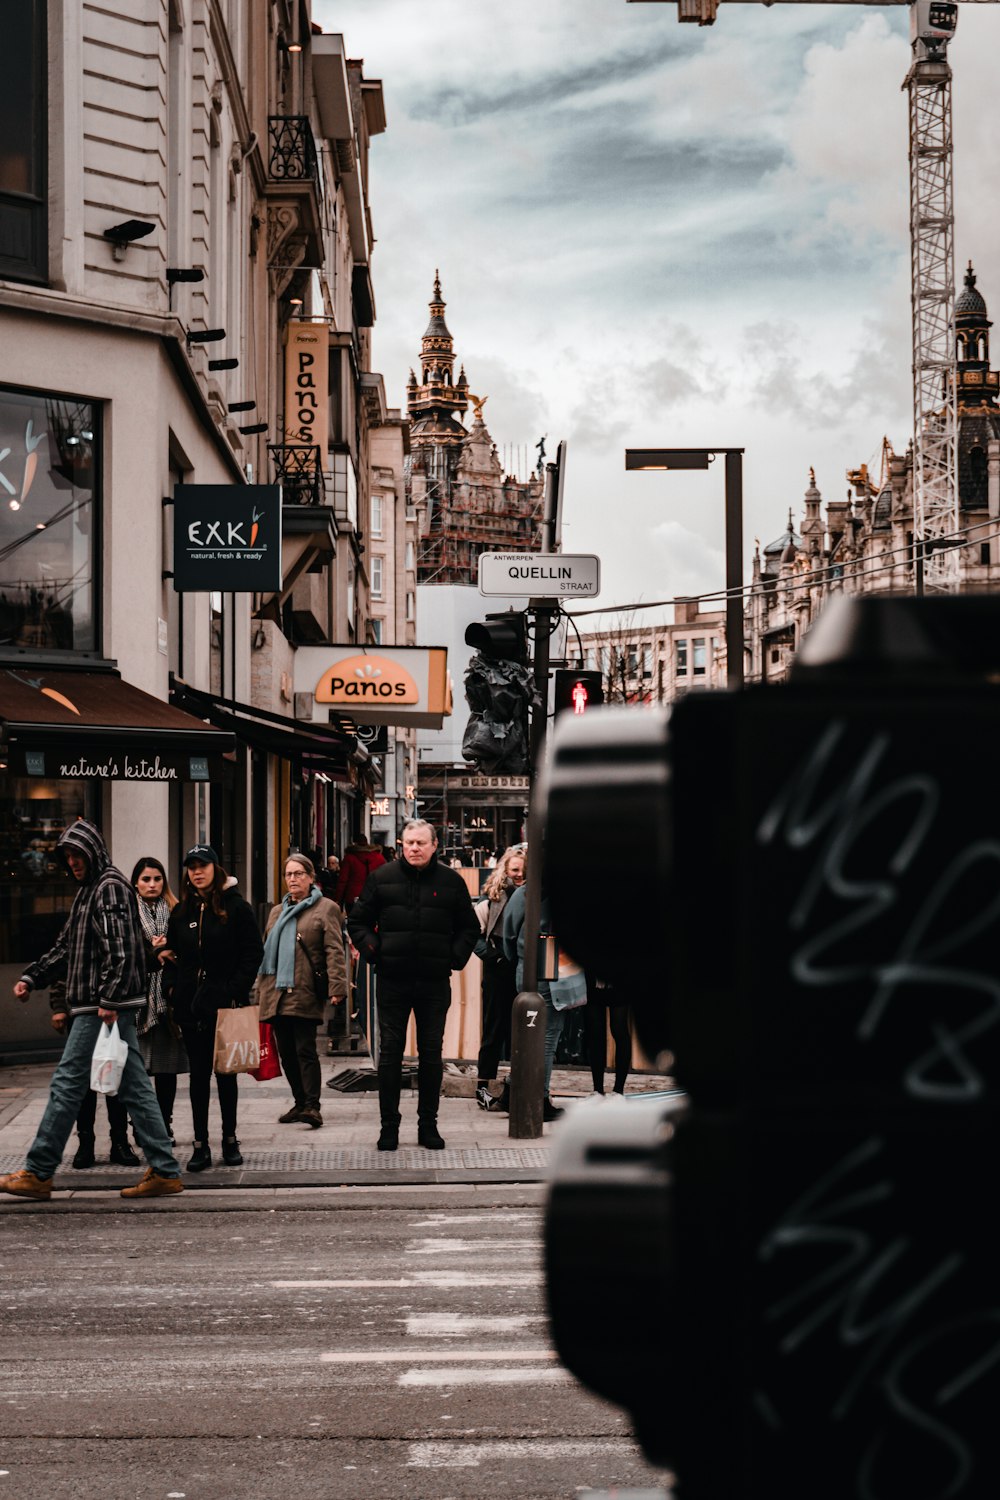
163, 844, 263, 1172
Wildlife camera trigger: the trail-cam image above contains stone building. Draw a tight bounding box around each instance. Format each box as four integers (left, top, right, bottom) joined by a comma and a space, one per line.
0, 1, 399, 1055
580, 599, 726, 704
746, 261, 1000, 683
406, 273, 543, 587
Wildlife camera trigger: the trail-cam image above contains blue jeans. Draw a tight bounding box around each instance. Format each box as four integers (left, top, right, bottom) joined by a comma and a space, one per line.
27, 1012, 180, 1180
544, 995, 565, 1096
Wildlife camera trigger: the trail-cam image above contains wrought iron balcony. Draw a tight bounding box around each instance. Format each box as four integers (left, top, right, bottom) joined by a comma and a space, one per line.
269, 443, 324, 507
268, 116, 320, 190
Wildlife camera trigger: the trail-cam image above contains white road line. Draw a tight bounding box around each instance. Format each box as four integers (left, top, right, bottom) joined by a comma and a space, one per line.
407, 1437, 636, 1468
406, 1237, 538, 1256
273, 1273, 542, 1289
400, 1367, 571, 1388
405, 1313, 545, 1337
320, 1349, 556, 1364
410, 1213, 535, 1227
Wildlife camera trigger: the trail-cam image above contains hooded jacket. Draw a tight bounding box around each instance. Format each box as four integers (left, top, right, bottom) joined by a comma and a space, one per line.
21, 819, 146, 1017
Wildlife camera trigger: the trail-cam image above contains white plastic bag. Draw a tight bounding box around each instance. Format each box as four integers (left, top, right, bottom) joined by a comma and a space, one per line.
90, 1020, 129, 1096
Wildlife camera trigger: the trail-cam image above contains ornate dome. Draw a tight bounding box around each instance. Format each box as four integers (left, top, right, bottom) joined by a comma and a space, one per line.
956, 262, 987, 317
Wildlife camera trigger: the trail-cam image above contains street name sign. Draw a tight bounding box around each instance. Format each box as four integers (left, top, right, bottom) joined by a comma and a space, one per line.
478, 552, 601, 599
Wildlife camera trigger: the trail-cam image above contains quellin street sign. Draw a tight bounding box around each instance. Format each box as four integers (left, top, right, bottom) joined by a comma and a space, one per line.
478, 552, 600, 599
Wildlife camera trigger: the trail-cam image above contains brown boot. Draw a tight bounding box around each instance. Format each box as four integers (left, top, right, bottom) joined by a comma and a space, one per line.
120, 1168, 184, 1200
0, 1168, 53, 1201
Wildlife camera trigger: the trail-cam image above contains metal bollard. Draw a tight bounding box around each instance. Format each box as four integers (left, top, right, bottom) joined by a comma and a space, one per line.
508, 989, 546, 1138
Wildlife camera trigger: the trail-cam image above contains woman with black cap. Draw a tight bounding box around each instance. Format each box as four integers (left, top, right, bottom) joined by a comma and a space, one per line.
162, 845, 263, 1171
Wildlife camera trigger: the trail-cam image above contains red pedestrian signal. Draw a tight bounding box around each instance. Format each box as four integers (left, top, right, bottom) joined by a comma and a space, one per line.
553, 669, 603, 717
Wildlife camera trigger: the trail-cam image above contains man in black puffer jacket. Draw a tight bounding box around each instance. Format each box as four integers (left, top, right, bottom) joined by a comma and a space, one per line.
349, 819, 479, 1152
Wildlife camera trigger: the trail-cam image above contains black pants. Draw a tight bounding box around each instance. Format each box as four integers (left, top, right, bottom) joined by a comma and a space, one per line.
181, 1023, 238, 1143
376, 986, 449, 1127
587, 998, 633, 1093
476, 956, 517, 1081
76, 1087, 128, 1140
271, 1015, 321, 1110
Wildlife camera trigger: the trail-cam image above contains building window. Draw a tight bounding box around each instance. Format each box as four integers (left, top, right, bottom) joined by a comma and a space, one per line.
692, 638, 706, 676
405, 540, 414, 573
371, 617, 383, 644
675, 639, 688, 674
0, 778, 97, 966
0, 0, 47, 284
0, 388, 98, 651
406, 591, 415, 622
981, 542, 991, 566
371, 493, 384, 537
371, 555, 384, 600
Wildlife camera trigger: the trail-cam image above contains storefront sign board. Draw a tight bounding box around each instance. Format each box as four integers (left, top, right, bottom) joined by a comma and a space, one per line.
173, 485, 282, 591
294, 645, 450, 729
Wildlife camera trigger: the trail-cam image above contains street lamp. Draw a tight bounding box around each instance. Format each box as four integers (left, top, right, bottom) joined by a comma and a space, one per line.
625, 446, 744, 690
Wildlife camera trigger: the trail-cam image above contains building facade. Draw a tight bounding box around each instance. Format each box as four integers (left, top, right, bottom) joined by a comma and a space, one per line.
580, 599, 727, 705
745, 262, 1000, 683
0, 1, 400, 1053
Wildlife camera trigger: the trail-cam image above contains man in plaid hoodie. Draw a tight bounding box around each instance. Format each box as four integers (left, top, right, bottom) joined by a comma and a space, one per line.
0, 819, 183, 1202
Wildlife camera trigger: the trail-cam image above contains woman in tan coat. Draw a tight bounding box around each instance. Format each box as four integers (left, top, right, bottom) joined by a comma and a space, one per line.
256, 854, 348, 1128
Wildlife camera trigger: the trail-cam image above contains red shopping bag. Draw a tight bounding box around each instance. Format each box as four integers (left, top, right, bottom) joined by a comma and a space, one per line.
249, 1022, 282, 1081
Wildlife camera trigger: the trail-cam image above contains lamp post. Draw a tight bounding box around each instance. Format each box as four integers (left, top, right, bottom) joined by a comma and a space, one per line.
625, 447, 745, 690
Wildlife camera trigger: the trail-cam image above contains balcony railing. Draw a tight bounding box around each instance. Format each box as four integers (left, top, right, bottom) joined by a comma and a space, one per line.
267, 116, 320, 192
269, 444, 323, 507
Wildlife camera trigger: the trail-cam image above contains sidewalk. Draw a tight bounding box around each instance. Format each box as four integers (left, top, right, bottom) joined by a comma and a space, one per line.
0, 1055, 677, 1191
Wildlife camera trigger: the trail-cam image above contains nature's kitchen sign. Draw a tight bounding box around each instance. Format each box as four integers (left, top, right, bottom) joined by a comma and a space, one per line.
173, 485, 282, 591
11, 748, 214, 781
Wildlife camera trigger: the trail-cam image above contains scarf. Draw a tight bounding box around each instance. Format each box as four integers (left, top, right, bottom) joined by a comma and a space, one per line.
137, 895, 171, 1036
259, 884, 322, 990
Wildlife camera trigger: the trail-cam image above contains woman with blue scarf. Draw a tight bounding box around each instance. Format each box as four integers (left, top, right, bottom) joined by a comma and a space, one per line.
255, 854, 348, 1128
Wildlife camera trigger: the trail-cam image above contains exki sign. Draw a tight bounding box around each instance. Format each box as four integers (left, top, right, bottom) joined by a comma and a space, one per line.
173, 484, 282, 592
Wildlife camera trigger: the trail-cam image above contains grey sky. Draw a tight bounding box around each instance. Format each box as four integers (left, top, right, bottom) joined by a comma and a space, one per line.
318, 0, 1000, 618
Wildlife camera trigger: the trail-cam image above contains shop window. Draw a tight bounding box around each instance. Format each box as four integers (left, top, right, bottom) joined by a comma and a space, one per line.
0, 388, 98, 651
0, 778, 96, 964
0, 0, 47, 284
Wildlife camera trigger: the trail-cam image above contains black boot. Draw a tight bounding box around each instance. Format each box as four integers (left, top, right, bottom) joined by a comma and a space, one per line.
376, 1063, 402, 1150
72, 1132, 96, 1170
221, 1135, 243, 1166
417, 1060, 445, 1150
109, 1133, 141, 1167
186, 1142, 212, 1172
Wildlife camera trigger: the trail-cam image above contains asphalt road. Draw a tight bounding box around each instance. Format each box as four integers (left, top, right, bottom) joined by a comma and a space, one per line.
0, 1186, 672, 1500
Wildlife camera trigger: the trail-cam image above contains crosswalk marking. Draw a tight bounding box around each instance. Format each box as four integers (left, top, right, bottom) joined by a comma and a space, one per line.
404, 1312, 545, 1337
399, 1366, 570, 1388
320, 1348, 556, 1364
273, 1272, 542, 1289
407, 1437, 637, 1468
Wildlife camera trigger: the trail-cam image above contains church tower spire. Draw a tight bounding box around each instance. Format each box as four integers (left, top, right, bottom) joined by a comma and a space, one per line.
407, 270, 468, 427
955, 261, 1000, 410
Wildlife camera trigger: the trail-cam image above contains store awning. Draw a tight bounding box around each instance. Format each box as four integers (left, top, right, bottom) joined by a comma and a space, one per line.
170, 678, 361, 783
0, 662, 235, 782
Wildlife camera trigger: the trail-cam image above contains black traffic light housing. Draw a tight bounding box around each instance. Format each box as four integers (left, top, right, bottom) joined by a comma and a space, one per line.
464, 611, 528, 663
553, 669, 604, 717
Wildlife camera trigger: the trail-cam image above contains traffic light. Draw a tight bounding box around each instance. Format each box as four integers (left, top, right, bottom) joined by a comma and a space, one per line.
464, 611, 528, 663
462, 611, 535, 774
553, 668, 603, 717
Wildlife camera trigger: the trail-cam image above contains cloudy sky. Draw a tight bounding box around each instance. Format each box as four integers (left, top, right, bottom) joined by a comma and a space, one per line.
316, 0, 1000, 621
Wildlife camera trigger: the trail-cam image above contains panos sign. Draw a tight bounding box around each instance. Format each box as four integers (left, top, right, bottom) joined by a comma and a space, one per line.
284, 322, 328, 449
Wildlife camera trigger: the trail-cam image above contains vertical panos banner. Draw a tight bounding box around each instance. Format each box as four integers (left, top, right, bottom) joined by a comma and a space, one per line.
284, 322, 328, 450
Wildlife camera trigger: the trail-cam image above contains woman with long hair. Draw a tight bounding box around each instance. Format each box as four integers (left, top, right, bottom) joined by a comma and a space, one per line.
473, 844, 526, 1113
163, 845, 263, 1172
256, 853, 348, 1128
131, 856, 188, 1142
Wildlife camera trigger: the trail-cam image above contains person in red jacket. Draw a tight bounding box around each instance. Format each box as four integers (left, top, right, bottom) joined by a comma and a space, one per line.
334, 839, 386, 912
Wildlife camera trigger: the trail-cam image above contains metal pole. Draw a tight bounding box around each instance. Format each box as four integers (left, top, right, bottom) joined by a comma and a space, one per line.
724, 449, 745, 690
510, 600, 552, 1139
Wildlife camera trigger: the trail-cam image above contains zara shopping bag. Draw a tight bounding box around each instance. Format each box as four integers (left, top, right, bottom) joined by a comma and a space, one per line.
90, 1020, 129, 1095
213, 1004, 262, 1075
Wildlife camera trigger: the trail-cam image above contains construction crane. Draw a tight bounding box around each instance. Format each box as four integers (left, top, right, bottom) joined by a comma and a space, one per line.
629, 0, 996, 592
